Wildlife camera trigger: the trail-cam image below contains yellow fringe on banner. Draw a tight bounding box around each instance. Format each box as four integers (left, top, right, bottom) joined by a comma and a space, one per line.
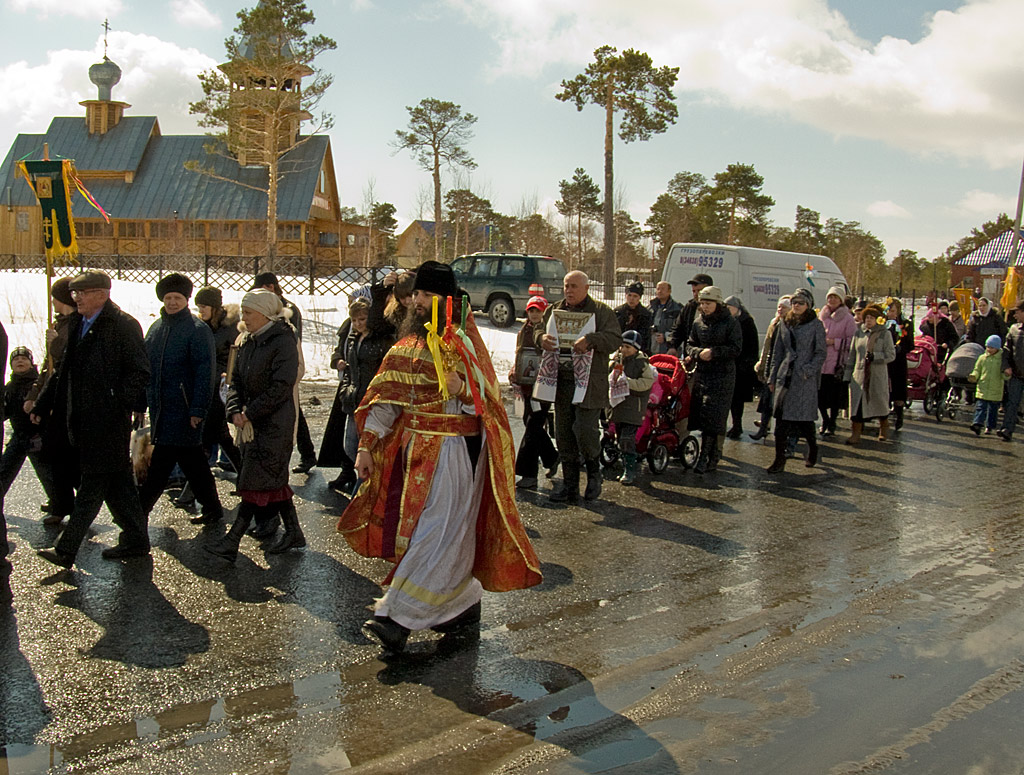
15, 159, 80, 265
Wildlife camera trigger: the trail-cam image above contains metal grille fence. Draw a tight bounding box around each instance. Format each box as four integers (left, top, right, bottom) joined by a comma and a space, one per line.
0, 254, 394, 297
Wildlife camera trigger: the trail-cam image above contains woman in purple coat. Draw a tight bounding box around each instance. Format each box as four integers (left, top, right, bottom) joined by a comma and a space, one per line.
817, 286, 857, 436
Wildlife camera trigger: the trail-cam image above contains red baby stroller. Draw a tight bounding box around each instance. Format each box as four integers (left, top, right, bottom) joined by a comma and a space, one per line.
906, 335, 946, 415
600, 353, 701, 473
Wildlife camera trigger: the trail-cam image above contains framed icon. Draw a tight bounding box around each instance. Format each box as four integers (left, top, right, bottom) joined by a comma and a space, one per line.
515, 347, 541, 386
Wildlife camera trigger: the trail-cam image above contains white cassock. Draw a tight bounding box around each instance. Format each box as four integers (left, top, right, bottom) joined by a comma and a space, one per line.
362, 398, 487, 630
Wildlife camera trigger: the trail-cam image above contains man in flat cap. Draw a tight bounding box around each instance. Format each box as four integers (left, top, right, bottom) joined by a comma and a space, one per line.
339, 260, 541, 654
136, 273, 223, 526
32, 270, 152, 567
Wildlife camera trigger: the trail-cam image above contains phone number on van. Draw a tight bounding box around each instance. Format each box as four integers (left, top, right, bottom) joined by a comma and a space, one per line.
677, 254, 724, 269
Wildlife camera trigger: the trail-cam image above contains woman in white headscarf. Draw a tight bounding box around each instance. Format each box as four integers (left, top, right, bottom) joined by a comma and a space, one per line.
206, 289, 305, 561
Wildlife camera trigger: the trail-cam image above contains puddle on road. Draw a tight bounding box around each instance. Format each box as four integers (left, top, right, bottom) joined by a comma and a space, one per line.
0, 670, 351, 774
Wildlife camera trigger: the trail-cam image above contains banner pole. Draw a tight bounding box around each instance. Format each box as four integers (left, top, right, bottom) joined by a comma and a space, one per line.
1008, 155, 1024, 305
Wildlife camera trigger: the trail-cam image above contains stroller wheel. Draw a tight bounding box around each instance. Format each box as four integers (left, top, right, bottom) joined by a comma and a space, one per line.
647, 443, 670, 474
923, 390, 935, 416
679, 435, 701, 470
599, 438, 620, 468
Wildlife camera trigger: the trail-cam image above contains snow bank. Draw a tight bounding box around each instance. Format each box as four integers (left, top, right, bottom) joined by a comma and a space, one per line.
0, 273, 520, 383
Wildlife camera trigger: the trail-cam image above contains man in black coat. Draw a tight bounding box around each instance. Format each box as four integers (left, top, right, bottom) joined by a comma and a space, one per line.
136, 273, 223, 525
669, 273, 713, 354
614, 281, 654, 355
0, 318, 9, 603
32, 271, 152, 567
649, 281, 683, 354
252, 272, 317, 473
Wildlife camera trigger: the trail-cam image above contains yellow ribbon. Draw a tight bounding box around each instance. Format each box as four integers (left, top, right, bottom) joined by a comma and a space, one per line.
425, 295, 450, 400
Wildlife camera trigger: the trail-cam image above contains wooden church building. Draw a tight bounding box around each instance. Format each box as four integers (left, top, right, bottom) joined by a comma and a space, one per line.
0, 43, 380, 271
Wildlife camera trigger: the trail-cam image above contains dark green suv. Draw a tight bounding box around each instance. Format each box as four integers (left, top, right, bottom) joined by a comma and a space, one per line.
449, 253, 567, 328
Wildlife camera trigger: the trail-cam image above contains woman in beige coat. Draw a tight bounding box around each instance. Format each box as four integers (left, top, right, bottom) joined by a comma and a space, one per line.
843, 304, 896, 444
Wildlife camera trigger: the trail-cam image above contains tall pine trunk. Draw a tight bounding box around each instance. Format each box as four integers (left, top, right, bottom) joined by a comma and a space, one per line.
433, 153, 442, 260
577, 210, 583, 269
603, 77, 615, 300
265, 118, 278, 274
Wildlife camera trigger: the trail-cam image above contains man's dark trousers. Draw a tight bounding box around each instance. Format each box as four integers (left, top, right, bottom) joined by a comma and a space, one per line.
554, 372, 602, 464
56, 469, 150, 558
137, 444, 222, 518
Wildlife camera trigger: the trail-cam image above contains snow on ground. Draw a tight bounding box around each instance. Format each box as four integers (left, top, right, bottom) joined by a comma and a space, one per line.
0, 272, 520, 384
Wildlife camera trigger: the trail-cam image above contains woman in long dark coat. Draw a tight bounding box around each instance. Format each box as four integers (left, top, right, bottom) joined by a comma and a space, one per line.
337, 296, 394, 490
685, 286, 741, 474
766, 288, 826, 473
319, 283, 396, 492
318, 316, 353, 488
885, 298, 914, 431
966, 297, 1007, 345
172, 288, 241, 512
194, 289, 243, 468
724, 295, 759, 439
207, 289, 302, 561
751, 296, 791, 441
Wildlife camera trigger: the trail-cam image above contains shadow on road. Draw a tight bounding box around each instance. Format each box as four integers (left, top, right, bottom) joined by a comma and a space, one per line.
151, 524, 380, 644
590, 505, 744, 557
52, 556, 209, 668
0, 610, 51, 747
376, 637, 682, 773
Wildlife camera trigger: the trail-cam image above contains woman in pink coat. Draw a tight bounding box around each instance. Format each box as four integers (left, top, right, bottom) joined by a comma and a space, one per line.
817, 287, 857, 436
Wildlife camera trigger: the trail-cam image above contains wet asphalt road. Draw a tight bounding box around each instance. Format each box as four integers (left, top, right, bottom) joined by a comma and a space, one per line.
3, 383, 1024, 775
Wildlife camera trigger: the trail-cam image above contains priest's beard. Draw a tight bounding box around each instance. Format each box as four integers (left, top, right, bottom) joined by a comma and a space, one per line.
400, 307, 430, 340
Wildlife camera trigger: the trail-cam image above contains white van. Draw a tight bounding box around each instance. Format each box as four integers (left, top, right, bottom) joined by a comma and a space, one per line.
661, 243, 849, 336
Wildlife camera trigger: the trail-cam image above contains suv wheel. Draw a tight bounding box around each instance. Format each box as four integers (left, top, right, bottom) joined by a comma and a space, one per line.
487, 296, 515, 328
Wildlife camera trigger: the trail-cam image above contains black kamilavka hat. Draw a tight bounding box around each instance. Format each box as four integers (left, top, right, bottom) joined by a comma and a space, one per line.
413, 260, 458, 298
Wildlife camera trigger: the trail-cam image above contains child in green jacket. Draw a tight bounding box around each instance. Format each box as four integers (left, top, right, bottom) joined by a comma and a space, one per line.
969, 335, 1008, 435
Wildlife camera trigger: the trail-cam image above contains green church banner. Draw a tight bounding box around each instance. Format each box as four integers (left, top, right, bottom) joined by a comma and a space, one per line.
17, 159, 79, 263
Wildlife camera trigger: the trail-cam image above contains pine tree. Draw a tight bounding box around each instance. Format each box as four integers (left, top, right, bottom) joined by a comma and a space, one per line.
187, 0, 336, 272
393, 99, 477, 260
555, 168, 602, 268
557, 46, 678, 297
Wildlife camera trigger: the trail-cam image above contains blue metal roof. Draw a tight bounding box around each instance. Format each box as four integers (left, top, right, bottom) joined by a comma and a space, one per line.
0, 118, 328, 222
46, 116, 156, 173
0, 133, 45, 207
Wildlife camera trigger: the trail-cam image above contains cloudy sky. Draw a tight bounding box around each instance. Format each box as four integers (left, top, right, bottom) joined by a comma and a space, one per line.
1, 0, 1022, 262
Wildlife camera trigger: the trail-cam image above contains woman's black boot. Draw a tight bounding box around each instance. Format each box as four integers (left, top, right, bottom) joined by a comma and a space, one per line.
205, 503, 255, 562
767, 423, 788, 473
266, 499, 307, 554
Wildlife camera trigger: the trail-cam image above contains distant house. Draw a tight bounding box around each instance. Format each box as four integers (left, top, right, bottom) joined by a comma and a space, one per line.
394, 220, 442, 268
0, 50, 384, 272
394, 219, 498, 268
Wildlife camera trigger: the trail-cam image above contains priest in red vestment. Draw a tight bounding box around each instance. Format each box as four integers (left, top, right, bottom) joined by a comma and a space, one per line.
338, 260, 541, 652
